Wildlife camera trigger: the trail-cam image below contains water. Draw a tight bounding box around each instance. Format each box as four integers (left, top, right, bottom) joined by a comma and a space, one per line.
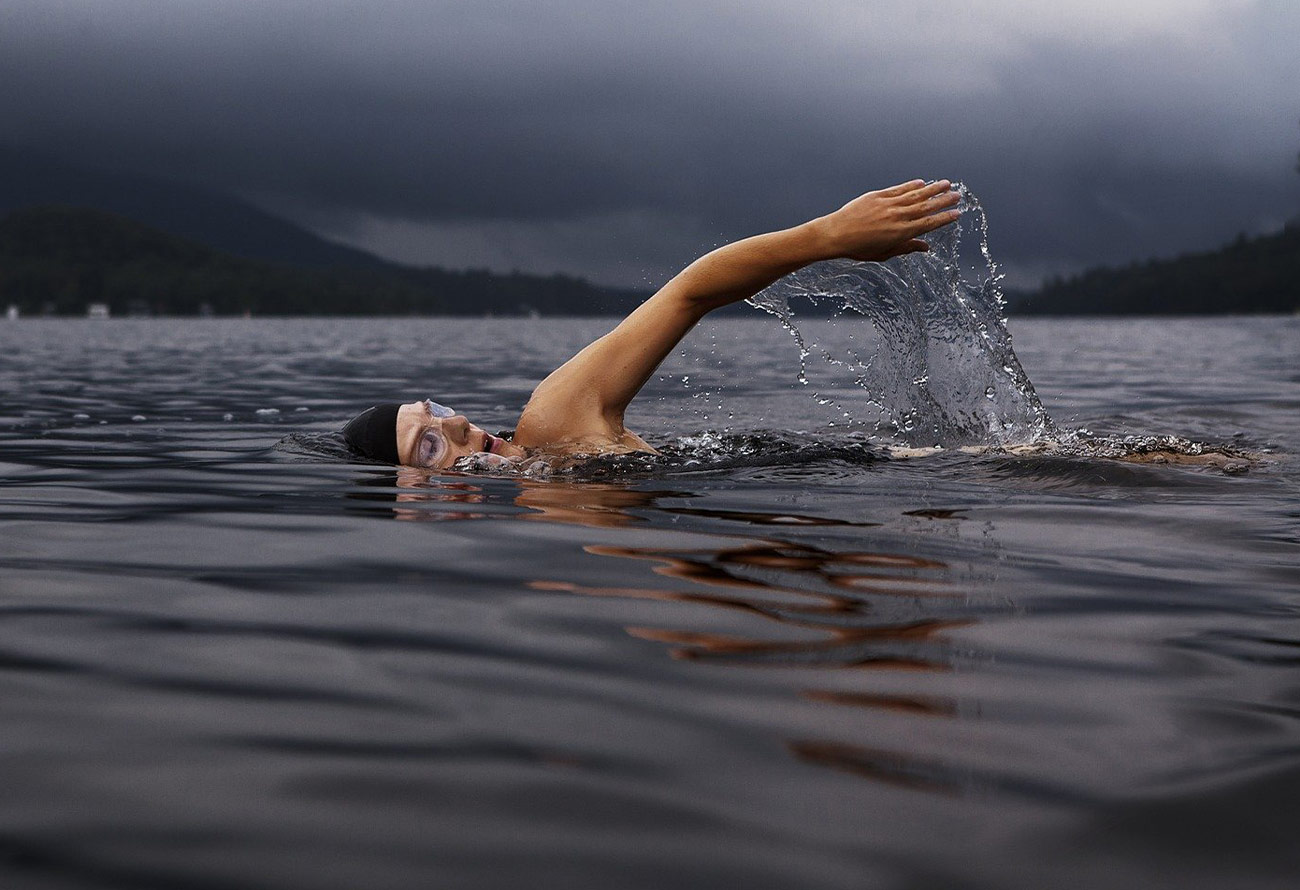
747, 184, 1054, 447
1, 313, 1298, 890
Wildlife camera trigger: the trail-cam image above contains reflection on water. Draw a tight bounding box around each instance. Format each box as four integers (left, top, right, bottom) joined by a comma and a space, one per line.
787, 740, 959, 794
385, 474, 974, 792
663, 505, 880, 527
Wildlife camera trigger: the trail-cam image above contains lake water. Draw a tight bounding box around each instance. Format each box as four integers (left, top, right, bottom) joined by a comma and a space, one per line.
1, 314, 1297, 890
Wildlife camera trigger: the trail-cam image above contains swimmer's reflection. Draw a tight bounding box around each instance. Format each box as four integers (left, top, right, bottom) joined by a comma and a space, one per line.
383, 469, 688, 526
345, 469, 490, 521
374, 472, 977, 792
390, 469, 489, 520
377, 475, 967, 664
534, 541, 965, 670
533, 516, 975, 791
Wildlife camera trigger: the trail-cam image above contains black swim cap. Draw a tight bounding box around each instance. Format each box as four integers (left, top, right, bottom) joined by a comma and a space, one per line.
342, 403, 402, 464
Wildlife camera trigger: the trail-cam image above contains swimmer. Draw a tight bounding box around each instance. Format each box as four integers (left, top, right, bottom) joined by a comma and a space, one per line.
342, 179, 962, 469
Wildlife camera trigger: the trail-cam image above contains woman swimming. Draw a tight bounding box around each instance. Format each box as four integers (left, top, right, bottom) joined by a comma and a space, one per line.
342, 178, 962, 468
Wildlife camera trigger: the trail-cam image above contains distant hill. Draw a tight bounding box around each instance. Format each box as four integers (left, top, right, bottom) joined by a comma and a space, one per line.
1010, 220, 1300, 315
0, 206, 646, 316
0, 145, 387, 271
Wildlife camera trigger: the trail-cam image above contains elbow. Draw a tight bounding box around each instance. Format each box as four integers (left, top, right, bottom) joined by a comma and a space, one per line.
651, 277, 722, 320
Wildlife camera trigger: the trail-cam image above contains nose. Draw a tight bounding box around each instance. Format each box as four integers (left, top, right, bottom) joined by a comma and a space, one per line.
445, 415, 472, 445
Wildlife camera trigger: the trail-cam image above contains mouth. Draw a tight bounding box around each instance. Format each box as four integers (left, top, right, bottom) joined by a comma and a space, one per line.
483, 433, 497, 455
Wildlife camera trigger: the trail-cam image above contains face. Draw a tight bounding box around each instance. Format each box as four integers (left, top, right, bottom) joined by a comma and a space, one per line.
395, 400, 525, 469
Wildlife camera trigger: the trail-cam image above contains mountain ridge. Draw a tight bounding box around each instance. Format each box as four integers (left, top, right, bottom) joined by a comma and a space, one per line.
0, 205, 646, 316
1008, 219, 1300, 315
0, 145, 390, 271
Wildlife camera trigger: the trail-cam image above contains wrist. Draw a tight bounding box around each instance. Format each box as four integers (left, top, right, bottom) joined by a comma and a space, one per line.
795, 216, 840, 263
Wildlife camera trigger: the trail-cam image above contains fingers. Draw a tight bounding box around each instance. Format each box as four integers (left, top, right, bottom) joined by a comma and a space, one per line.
900, 179, 955, 205
916, 189, 961, 216
877, 179, 926, 198
912, 208, 961, 235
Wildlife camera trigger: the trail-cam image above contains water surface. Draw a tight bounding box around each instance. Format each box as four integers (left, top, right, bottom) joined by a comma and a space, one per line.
1, 315, 1297, 890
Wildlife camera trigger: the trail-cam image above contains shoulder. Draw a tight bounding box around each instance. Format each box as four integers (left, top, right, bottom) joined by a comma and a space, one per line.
512, 379, 606, 449
514, 386, 655, 455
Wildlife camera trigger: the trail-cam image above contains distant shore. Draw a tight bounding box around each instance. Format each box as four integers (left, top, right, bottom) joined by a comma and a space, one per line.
1006, 220, 1299, 316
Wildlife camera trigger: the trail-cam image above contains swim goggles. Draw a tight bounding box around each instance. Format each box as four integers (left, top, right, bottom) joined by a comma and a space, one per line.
414, 400, 457, 467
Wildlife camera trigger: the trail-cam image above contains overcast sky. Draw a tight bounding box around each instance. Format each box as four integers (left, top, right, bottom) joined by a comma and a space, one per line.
2, 0, 1298, 287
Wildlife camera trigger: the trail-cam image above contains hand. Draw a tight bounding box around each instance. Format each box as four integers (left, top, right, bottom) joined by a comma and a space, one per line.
810, 179, 961, 262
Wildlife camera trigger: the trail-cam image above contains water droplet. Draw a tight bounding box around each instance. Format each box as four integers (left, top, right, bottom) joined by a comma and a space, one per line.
984, 386, 996, 399
131, 415, 146, 422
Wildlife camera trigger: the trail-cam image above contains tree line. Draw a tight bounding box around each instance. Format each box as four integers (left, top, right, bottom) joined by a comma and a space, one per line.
0, 206, 647, 316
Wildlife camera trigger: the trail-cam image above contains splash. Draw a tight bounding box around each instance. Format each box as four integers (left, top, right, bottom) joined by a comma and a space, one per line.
746, 184, 1055, 448
446, 431, 885, 481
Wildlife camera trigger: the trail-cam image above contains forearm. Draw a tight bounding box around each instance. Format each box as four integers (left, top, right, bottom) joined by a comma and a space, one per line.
661, 178, 959, 319
660, 221, 832, 316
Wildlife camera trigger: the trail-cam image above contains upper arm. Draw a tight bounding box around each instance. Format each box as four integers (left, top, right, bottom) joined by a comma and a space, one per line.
515, 285, 705, 443
513, 224, 821, 446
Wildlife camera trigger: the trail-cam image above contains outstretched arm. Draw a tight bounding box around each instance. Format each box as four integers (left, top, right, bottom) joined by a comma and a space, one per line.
514, 179, 960, 448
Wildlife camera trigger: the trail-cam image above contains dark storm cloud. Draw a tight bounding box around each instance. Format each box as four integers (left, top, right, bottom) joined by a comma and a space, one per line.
1, 0, 1297, 285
